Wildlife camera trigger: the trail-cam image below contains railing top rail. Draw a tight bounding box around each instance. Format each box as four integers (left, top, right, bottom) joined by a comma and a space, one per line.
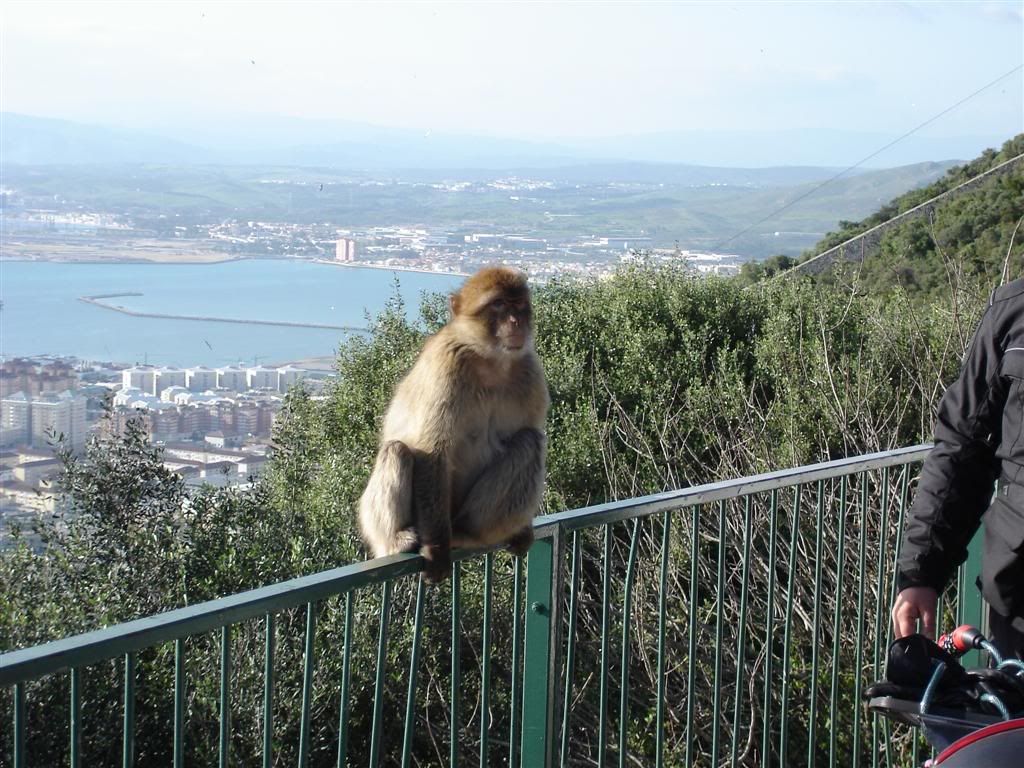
0, 443, 931, 686
534, 443, 931, 536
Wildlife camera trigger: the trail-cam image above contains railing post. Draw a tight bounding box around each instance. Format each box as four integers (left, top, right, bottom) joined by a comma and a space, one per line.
520, 530, 559, 768
960, 527, 986, 667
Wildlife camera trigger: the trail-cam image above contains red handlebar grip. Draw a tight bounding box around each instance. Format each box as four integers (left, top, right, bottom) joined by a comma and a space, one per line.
950, 624, 984, 653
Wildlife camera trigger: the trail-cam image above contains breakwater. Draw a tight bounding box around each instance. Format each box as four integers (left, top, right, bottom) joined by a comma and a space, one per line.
79, 293, 364, 333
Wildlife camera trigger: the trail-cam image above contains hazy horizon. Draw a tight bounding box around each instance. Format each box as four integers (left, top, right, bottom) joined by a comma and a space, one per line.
3, 1, 1021, 164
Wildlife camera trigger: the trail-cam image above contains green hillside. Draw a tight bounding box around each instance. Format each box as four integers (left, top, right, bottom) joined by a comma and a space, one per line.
2, 159, 958, 258
739, 134, 1024, 292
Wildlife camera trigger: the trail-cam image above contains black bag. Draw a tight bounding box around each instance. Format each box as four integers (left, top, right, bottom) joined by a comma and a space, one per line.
864, 634, 1024, 717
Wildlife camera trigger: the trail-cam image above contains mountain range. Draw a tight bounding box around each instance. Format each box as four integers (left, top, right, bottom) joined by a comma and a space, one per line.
1, 112, 1011, 170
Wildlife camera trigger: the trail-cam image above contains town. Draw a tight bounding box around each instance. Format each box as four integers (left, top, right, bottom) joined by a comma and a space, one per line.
0, 356, 329, 550
1, 171, 747, 278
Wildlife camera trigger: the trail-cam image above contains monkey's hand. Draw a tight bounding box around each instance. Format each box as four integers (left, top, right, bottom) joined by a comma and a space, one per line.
420, 543, 452, 584
505, 526, 535, 558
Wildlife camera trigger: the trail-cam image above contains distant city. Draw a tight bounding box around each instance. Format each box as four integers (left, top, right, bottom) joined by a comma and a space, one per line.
0, 356, 330, 551
2, 174, 746, 279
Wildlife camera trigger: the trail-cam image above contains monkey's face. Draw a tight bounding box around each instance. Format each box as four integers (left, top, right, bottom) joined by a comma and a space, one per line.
485, 294, 532, 353
451, 267, 534, 356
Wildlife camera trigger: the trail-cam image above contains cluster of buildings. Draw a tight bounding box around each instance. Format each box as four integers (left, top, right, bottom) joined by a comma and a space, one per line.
0, 358, 326, 551
0, 390, 88, 451
108, 363, 320, 444
326, 226, 740, 280
0, 359, 90, 451
118, 363, 311, 397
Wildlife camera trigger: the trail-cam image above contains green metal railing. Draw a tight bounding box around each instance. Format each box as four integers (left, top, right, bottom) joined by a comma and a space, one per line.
1, 444, 984, 766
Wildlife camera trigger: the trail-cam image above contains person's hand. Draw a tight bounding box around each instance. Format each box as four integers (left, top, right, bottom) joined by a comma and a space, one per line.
892, 586, 939, 640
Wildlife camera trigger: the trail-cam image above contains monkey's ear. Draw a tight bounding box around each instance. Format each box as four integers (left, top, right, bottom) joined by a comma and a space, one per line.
449, 294, 461, 318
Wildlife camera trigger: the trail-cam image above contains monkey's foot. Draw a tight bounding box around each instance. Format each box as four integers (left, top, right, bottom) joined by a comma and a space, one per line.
505, 526, 535, 558
420, 543, 452, 584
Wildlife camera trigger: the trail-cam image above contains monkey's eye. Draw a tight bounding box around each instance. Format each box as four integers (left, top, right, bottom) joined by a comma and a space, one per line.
490, 299, 507, 310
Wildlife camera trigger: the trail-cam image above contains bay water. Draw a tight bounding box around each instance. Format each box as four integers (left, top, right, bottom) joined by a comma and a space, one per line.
0, 259, 462, 368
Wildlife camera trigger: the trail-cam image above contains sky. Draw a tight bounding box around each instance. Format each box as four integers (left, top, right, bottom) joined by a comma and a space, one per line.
2, 0, 1022, 142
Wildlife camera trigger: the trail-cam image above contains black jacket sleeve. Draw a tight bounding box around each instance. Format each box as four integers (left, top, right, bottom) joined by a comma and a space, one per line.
895, 301, 1006, 594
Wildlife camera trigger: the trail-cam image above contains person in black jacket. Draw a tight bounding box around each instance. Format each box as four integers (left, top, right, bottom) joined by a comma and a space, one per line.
893, 277, 1024, 659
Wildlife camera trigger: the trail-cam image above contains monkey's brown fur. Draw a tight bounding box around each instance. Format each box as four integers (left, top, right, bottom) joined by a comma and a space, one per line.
358, 266, 549, 582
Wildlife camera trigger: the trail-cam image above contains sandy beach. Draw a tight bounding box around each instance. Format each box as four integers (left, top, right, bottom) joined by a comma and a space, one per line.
1, 238, 238, 264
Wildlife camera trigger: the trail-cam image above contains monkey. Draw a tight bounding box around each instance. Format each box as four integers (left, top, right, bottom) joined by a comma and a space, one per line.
358, 266, 549, 582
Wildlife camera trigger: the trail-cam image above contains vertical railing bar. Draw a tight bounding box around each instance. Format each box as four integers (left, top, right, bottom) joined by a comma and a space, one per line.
298, 602, 316, 768
894, 468, 913, 768
450, 563, 462, 768
369, 580, 393, 768
509, 557, 524, 768
401, 576, 427, 768
779, 484, 801, 765
710, 499, 727, 766
685, 505, 700, 768
871, 466, 891, 768
547, 526, 567, 768
829, 475, 849, 768
617, 518, 641, 768
220, 625, 232, 768
897, 468, 921, 768
14, 682, 26, 768
70, 666, 81, 768
479, 554, 494, 768
730, 496, 753, 768
123, 652, 136, 768
892, 466, 917, 768
520, 533, 557, 768
337, 592, 355, 768
560, 531, 581, 768
655, 511, 672, 768
956, 552, 966, 630
263, 613, 275, 768
598, 524, 613, 768
888, 466, 911, 635
807, 479, 825, 768
853, 472, 870, 767
173, 637, 185, 768
760, 489, 779, 768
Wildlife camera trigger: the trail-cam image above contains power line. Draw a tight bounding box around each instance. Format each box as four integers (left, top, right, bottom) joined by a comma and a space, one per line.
714, 63, 1024, 251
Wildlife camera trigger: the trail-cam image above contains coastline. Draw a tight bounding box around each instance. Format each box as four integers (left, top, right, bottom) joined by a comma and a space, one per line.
2, 253, 469, 276
314, 258, 470, 277
1, 253, 250, 266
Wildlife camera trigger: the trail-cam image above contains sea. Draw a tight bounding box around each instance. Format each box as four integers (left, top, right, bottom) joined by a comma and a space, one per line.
0, 259, 462, 368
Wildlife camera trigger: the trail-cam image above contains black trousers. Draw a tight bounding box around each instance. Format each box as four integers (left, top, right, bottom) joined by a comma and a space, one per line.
989, 607, 1024, 659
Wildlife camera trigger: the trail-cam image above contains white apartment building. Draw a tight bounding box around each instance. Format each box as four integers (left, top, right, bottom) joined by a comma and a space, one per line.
216, 366, 247, 392
113, 387, 157, 409
247, 366, 278, 391
30, 391, 87, 450
0, 393, 32, 447
161, 386, 190, 403
276, 365, 307, 393
174, 392, 225, 406
336, 237, 356, 262
122, 366, 157, 394
186, 366, 218, 392
154, 367, 187, 396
